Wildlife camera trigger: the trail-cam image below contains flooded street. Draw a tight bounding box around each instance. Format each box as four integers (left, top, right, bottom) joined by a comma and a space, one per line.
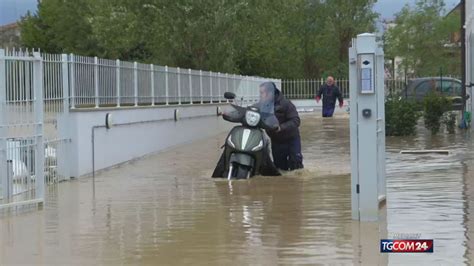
1, 112, 473, 265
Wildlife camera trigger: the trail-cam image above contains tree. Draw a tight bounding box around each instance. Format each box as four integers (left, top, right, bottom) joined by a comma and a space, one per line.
19, 0, 379, 79
384, 0, 461, 77
20, 0, 99, 55
322, 0, 378, 77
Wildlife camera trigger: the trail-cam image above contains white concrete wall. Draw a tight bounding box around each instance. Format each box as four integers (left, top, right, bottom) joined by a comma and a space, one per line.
58, 99, 346, 178
59, 104, 231, 178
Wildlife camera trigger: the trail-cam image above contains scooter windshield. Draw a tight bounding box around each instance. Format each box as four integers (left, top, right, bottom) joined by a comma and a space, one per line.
256, 82, 275, 115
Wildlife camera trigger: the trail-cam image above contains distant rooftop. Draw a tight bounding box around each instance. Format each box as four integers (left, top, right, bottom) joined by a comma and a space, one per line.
0, 22, 19, 30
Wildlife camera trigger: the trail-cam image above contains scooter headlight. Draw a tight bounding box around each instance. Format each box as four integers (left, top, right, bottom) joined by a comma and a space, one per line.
245, 111, 260, 127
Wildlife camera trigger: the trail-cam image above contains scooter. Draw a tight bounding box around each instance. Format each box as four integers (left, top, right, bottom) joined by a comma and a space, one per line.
215, 92, 280, 180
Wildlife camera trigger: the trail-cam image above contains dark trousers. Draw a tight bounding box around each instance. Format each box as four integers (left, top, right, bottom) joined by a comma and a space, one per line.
322, 105, 335, 117
271, 134, 304, 171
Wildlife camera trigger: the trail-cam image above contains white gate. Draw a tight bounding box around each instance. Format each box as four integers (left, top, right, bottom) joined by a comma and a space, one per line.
0, 49, 45, 208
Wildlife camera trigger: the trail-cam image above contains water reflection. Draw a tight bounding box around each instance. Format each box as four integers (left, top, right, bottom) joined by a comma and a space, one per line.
386, 125, 472, 265
0, 114, 472, 265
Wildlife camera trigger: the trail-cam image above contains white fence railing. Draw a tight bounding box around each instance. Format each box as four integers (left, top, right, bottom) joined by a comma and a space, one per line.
4, 49, 280, 109
281, 79, 350, 100
62, 54, 278, 108
281, 77, 463, 100
282, 78, 406, 99
1, 49, 45, 207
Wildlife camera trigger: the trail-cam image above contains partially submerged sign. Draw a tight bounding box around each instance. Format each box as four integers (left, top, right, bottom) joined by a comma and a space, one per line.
400, 150, 450, 155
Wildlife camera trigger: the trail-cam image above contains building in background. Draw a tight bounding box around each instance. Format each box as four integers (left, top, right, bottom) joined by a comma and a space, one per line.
0, 22, 21, 48
447, 2, 462, 45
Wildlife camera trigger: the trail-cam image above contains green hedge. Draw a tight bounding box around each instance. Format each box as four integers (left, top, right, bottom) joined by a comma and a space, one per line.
423, 93, 452, 135
385, 98, 421, 136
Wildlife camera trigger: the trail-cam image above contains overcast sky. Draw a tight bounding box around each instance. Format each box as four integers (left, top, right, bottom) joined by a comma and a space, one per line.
374, 0, 459, 20
0, 0, 462, 26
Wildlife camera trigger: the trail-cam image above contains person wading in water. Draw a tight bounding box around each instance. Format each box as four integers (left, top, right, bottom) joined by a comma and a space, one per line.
315, 76, 344, 117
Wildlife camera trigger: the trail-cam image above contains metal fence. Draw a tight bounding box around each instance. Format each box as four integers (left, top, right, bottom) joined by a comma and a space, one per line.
66, 55, 278, 108
282, 78, 405, 99
42, 53, 71, 183
281, 79, 350, 99
0, 49, 45, 208
282, 76, 462, 100
5, 50, 279, 109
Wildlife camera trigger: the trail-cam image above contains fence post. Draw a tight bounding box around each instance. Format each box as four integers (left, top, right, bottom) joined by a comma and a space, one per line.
165, 66, 169, 105
177, 67, 181, 105
94, 56, 99, 108
210, 71, 213, 104
33, 51, 45, 200
189, 69, 193, 104
217, 72, 221, 103
247, 76, 251, 102
254, 77, 258, 102
61, 54, 70, 113
116, 59, 121, 107
58, 54, 71, 180
226, 73, 229, 103
240, 75, 244, 103
134, 62, 138, 106
199, 70, 203, 104
244, 76, 248, 103
0, 49, 7, 200
150, 64, 155, 106
69, 54, 76, 109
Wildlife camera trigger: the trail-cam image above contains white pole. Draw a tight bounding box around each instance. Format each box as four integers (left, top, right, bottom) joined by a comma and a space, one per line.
116, 59, 121, 107
0, 49, 7, 200
61, 54, 70, 113
150, 64, 155, 106
33, 51, 45, 200
210, 71, 213, 103
199, 70, 203, 104
60, 54, 71, 180
218, 72, 221, 103
177, 67, 181, 105
350, 33, 385, 222
94, 56, 99, 108
134, 62, 138, 106
69, 54, 76, 109
226, 73, 229, 103
165, 66, 169, 105
189, 69, 193, 104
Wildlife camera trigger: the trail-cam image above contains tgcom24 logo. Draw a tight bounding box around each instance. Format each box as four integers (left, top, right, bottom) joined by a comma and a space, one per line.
380, 239, 434, 253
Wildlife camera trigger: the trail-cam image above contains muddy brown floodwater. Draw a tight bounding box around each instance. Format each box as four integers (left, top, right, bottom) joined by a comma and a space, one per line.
1, 112, 473, 265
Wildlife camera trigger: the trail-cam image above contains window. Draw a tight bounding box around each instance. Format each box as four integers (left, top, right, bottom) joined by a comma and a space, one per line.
437, 80, 462, 96
414, 80, 436, 99
452, 82, 462, 96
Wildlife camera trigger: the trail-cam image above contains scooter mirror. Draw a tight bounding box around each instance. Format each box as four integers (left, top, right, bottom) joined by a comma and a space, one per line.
224, 92, 236, 100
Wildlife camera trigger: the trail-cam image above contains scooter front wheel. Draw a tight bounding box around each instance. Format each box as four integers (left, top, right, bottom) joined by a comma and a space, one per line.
235, 164, 251, 179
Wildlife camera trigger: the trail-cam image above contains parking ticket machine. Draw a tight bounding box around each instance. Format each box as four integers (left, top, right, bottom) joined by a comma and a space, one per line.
349, 33, 386, 222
